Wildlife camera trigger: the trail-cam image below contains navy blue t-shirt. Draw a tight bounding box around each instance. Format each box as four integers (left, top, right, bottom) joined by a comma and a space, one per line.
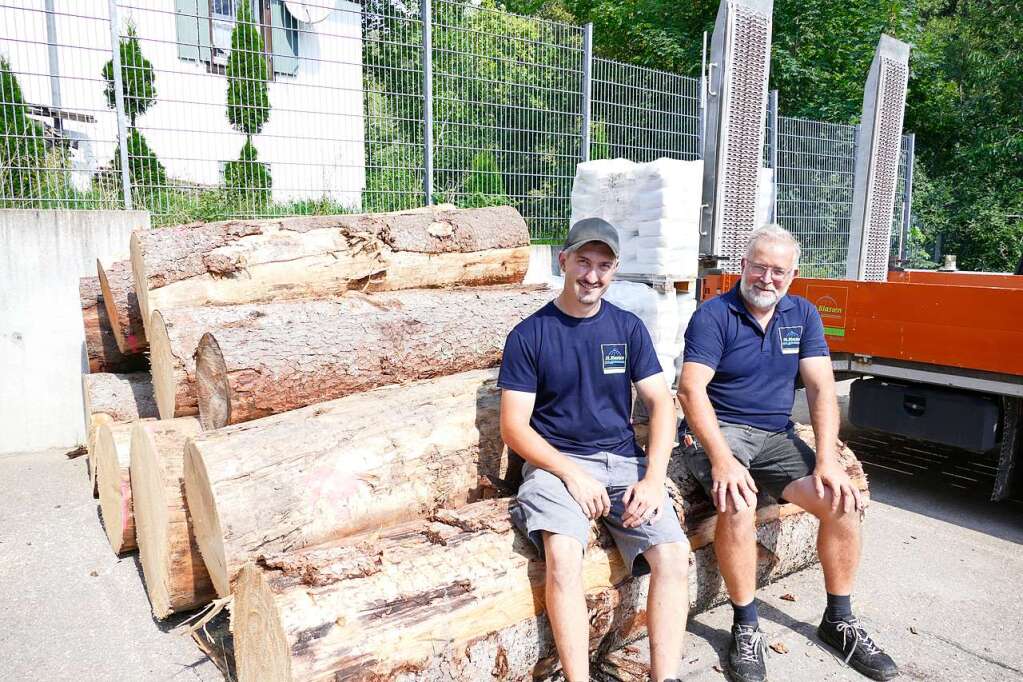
498, 300, 663, 457
682, 284, 830, 432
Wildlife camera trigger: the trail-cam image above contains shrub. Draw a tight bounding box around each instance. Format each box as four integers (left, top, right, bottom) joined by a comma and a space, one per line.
0, 57, 47, 198
224, 138, 271, 207
101, 24, 156, 125
226, 0, 270, 137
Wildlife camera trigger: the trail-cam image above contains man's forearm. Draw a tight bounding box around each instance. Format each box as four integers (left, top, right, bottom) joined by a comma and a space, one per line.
805, 384, 840, 463
677, 387, 733, 467
643, 395, 675, 482
502, 423, 582, 481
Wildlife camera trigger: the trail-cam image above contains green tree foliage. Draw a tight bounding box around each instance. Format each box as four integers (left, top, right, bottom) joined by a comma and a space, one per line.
113, 127, 168, 192
102, 24, 156, 125
362, 0, 581, 235
227, 0, 270, 137
461, 150, 511, 207
225, 0, 271, 203
508, 0, 1023, 271
0, 57, 46, 198
224, 138, 271, 207
589, 120, 612, 161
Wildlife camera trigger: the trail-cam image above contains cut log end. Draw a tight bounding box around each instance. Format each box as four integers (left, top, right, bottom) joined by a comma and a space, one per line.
98, 258, 148, 354
97, 421, 140, 555
130, 417, 212, 619
183, 440, 230, 597
149, 310, 194, 420
130, 231, 153, 338
195, 333, 230, 431
234, 564, 292, 682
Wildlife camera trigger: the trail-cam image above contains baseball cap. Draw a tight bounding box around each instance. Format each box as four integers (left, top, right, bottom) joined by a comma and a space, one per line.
563, 217, 620, 259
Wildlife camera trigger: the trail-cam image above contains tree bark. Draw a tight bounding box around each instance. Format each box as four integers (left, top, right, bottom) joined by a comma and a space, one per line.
130, 206, 531, 336
130, 417, 215, 619
232, 493, 833, 682
184, 369, 508, 598
193, 285, 552, 429
97, 259, 147, 354
80, 277, 147, 374
148, 306, 262, 419
96, 420, 152, 554
82, 372, 158, 496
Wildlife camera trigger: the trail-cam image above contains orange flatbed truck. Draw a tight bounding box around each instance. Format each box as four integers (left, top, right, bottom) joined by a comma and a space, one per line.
700, 270, 1023, 501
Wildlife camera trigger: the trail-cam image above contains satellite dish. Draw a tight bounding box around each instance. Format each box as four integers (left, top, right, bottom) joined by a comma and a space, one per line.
283, 0, 332, 24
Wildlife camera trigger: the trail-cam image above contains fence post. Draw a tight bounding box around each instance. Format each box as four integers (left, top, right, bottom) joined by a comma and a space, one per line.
420, 0, 434, 206
898, 133, 915, 264
768, 89, 778, 222
107, 0, 133, 210
44, 0, 62, 134
579, 23, 593, 162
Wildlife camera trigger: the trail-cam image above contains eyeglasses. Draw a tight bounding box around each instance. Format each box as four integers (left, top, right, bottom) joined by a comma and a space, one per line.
746, 262, 793, 280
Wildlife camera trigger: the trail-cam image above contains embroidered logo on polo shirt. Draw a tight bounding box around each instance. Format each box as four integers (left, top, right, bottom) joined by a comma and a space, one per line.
779, 326, 802, 355
601, 344, 627, 374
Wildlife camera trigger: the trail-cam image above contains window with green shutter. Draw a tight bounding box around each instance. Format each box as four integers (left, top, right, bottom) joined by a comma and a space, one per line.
174, 0, 301, 77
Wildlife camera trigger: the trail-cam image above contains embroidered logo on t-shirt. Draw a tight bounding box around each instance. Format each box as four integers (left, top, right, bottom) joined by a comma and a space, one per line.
779, 326, 803, 355
601, 344, 627, 374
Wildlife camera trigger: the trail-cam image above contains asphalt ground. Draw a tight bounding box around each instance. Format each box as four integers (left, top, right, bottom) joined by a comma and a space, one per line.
1, 385, 1021, 681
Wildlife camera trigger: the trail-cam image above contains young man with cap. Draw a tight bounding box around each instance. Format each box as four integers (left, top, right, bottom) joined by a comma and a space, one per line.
677, 224, 899, 682
499, 217, 690, 681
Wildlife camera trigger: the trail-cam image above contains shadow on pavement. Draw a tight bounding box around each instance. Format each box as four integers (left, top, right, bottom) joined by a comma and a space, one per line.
843, 428, 1023, 545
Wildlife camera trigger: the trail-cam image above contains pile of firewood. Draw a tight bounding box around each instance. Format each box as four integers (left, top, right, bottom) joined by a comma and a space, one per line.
78, 204, 867, 681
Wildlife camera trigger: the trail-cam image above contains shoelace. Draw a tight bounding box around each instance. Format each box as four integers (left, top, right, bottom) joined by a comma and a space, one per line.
833, 618, 884, 664
735, 625, 768, 663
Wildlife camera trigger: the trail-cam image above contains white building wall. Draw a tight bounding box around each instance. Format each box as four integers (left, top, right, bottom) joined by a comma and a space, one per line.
1, 1, 365, 208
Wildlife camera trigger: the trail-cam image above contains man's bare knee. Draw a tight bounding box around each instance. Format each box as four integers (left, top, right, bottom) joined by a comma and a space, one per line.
717, 504, 756, 534
543, 533, 584, 588
644, 541, 690, 580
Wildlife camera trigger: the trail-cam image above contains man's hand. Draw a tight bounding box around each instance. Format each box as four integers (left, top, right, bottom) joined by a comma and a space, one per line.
563, 470, 611, 520
813, 459, 863, 514
621, 476, 665, 528
711, 458, 758, 513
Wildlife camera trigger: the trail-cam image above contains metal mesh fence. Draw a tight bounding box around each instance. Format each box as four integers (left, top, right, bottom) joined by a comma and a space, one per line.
1, 2, 120, 209
591, 58, 701, 163
2, 0, 912, 271
430, 1, 584, 242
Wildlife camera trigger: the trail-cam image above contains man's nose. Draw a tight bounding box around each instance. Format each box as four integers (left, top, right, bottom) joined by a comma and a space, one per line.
758, 268, 773, 284
582, 268, 600, 283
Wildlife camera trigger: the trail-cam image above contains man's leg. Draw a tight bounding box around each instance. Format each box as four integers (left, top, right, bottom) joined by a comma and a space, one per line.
542, 532, 589, 681
643, 542, 689, 681
780, 475, 860, 594
714, 503, 759, 605
780, 475, 898, 680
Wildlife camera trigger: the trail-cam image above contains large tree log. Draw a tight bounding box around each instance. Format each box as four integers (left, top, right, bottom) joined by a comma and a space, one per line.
97, 259, 147, 354
82, 372, 158, 496
232, 492, 832, 682
79, 277, 147, 374
148, 306, 260, 419
130, 206, 531, 335
130, 418, 215, 618
193, 285, 552, 429
96, 420, 153, 554
184, 369, 506, 598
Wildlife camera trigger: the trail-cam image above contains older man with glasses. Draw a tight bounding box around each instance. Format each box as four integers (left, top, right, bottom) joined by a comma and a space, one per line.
676, 225, 899, 682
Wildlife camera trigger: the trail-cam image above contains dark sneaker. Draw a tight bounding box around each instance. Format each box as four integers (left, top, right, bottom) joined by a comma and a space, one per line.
726, 623, 768, 682
817, 615, 899, 680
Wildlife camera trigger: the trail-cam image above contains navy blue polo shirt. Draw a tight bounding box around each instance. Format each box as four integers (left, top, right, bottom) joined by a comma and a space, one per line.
498, 301, 663, 457
682, 284, 830, 432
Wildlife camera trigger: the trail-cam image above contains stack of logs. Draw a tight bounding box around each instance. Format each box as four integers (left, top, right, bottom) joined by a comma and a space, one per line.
78, 204, 868, 682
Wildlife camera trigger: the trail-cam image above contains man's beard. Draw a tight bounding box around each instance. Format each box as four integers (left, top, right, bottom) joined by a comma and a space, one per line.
740, 278, 788, 311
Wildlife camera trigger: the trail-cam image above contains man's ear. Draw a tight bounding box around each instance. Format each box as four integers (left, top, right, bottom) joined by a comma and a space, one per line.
557, 251, 567, 273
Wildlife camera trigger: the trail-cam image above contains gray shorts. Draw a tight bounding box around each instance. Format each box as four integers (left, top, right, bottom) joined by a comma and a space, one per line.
680, 421, 816, 501
511, 450, 688, 577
